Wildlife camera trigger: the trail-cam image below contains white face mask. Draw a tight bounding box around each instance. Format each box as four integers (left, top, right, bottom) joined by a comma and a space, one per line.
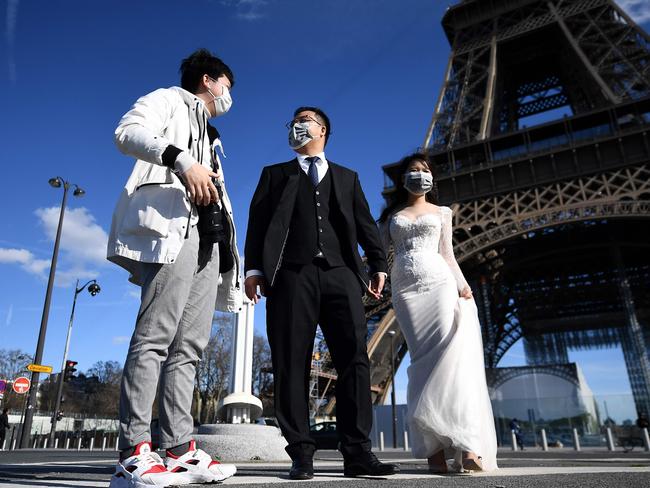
404, 171, 434, 195
207, 78, 232, 117
288, 121, 316, 149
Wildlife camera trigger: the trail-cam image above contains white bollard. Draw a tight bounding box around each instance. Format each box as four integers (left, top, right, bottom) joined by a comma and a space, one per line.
43, 438, 48, 449
541, 429, 548, 451
642, 428, 650, 452
606, 427, 615, 451
89, 437, 95, 451
65, 438, 70, 450
115, 436, 119, 451
1, 439, 5, 450
379, 432, 385, 451
102, 436, 107, 451
77, 437, 82, 451
403, 431, 409, 451
11, 439, 16, 450
54, 438, 59, 449
511, 430, 518, 451
572, 428, 581, 451
32, 438, 37, 449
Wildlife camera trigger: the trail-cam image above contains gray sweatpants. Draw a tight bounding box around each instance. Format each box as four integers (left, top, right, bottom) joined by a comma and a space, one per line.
119, 226, 219, 450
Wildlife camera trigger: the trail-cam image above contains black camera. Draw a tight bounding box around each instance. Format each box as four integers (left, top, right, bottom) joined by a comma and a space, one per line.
197, 179, 228, 244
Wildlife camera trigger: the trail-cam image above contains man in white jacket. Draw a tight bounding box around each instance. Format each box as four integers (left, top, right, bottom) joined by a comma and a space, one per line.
107, 49, 241, 488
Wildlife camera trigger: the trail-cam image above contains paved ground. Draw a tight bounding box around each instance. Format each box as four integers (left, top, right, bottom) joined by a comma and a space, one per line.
0, 447, 648, 487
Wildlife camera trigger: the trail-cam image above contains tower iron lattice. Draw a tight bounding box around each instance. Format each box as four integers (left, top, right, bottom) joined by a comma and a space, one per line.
316, 0, 650, 420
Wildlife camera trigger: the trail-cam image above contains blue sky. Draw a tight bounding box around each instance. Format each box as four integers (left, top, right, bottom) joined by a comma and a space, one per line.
1, 1, 648, 413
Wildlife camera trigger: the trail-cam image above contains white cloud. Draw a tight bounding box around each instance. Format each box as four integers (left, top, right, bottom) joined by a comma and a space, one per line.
220, 0, 269, 21
35, 206, 108, 266
112, 336, 130, 345
5, 0, 19, 82
0, 206, 108, 287
618, 0, 650, 24
0, 247, 50, 276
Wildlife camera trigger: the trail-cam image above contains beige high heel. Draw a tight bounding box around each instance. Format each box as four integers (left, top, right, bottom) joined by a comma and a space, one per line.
461, 451, 483, 472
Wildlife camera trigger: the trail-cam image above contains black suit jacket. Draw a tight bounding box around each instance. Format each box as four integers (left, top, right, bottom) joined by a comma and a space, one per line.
244, 159, 387, 289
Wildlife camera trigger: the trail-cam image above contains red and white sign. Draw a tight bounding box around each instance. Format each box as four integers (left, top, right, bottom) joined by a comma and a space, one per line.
12, 376, 30, 394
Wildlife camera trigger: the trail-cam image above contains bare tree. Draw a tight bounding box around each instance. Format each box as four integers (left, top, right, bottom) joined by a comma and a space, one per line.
0, 349, 32, 410
193, 312, 233, 424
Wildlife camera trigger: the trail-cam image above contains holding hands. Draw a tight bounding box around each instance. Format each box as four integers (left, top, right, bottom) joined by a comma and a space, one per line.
368, 273, 385, 300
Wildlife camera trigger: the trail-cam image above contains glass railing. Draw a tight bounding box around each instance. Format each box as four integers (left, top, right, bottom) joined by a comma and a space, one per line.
371, 394, 648, 451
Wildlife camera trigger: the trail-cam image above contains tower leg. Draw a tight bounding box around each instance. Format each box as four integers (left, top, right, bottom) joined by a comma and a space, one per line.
613, 245, 650, 418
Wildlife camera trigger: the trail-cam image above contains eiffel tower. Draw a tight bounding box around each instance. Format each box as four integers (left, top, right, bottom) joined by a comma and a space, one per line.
368, 0, 650, 418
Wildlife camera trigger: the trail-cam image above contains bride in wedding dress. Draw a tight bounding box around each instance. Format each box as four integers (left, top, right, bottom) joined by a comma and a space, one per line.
379, 152, 497, 473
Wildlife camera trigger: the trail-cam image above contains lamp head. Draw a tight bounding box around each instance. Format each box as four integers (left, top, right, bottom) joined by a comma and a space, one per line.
48, 177, 63, 188
73, 186, 85, 197
87, 282, 101, 296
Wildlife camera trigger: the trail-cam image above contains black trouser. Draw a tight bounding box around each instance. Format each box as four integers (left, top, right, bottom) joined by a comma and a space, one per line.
266, 259, 372, 461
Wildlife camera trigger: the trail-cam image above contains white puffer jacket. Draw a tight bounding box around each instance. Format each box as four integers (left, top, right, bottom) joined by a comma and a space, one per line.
107, 86, 242, 313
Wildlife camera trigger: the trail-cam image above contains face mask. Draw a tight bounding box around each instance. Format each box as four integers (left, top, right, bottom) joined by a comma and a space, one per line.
207, 80, 232, 117
288, 121, 316, 149
404, 171, 434, 195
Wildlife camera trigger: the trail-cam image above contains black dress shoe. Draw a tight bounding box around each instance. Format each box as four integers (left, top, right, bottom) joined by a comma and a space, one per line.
343, 451, 400, 477
289, 459, 314, 480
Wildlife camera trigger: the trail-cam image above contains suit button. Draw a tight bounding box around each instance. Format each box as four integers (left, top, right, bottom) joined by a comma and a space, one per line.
318, 216, 322, 220
316, 191, 320, 195
317, 203, 321, 207
319, 229, 323, 233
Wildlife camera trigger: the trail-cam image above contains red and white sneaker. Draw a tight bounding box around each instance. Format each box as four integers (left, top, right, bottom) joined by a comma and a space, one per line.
109, 441, 182, 488
165, 440, 237, 484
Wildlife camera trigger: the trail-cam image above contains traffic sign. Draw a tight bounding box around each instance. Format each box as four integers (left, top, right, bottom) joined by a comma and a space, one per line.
13, 376, 31, 394
0, 379, 7, 392
27, 364, 53, 374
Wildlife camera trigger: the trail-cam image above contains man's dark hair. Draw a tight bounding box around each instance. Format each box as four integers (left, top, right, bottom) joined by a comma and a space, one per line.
180, 49, 234, 94
294, 106, 331, 144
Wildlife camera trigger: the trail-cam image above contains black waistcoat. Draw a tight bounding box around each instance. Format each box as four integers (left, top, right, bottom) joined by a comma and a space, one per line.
283, 168, 347, 267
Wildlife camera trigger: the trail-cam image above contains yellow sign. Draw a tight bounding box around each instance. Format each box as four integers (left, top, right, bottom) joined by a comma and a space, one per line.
27, 364, 53, 374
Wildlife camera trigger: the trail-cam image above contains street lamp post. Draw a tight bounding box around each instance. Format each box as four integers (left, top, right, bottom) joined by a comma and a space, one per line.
20, 177, 85, 448
387, 330, 397, 449
48, 279, 101, 443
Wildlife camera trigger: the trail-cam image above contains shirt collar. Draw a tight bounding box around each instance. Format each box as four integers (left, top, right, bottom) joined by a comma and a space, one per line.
296, 152, 327, 167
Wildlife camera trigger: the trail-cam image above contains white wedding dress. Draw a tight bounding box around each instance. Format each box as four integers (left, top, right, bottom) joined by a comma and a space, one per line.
387, 206, 497, 470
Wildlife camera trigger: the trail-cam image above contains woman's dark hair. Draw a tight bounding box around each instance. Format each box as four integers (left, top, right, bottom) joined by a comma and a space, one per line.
378, 152, 438, 223
294, 106, 331, 145
180, 49, 234, 93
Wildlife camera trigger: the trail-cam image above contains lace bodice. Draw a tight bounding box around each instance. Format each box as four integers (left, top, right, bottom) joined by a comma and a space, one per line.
383, 207, 469, 293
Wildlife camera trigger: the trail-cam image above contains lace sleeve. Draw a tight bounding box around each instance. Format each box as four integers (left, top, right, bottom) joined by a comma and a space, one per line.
439, 207, 469, 293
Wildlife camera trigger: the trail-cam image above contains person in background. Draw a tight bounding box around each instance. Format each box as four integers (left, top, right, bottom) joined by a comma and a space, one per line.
510, 418, 525, 450
0, 408, 9, 450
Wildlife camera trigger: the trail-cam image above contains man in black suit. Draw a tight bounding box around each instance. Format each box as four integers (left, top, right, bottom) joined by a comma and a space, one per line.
244, 107, 398, 479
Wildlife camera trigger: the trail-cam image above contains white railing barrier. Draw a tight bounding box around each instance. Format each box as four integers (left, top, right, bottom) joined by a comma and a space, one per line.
606, 427, 615, 451
511, 430, 518, 451
572, 428, 581, 451
540, 429, 548, 451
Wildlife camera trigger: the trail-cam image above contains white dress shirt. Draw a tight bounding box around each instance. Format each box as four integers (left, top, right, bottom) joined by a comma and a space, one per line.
296, 152, 328, 184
